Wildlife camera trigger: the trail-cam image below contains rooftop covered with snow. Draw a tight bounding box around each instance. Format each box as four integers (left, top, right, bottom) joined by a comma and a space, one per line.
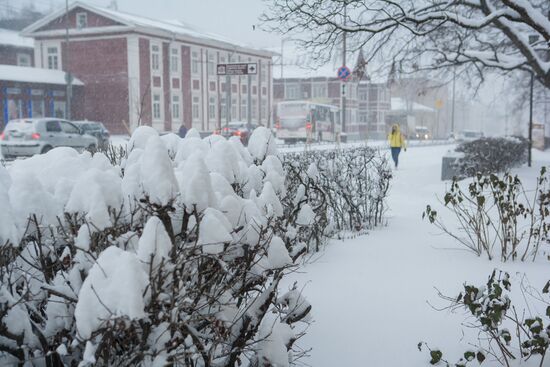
0, 64, 83, 86
0, 28, 34, 49
22, 2, 276, 59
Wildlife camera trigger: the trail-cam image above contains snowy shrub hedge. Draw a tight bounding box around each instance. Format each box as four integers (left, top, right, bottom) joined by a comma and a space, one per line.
419, 270, 550, 366
454, 137, 528, 177
425, 168, 550, 261
281, 147, 392, 252
0, 127, 313, 366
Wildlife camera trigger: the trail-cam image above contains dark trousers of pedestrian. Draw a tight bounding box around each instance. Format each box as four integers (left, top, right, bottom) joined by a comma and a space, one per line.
391, 147, 401, 168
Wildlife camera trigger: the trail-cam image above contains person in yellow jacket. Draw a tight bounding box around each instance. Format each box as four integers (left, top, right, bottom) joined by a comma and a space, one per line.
388, 124, 407, 168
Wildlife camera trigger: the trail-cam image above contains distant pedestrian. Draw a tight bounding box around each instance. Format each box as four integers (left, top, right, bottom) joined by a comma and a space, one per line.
388, 124, 407, 168
178, 123, 188, 138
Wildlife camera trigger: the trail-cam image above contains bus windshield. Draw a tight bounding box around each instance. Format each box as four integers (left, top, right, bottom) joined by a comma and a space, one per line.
278, 103, 309, 118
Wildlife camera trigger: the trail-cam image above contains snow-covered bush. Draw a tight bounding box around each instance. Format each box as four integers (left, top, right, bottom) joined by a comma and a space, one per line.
454, 137, 528, 177
424, 168, 550, 261
280, 146, 392, 252
0, 127, 311, 366
419, 270, 550, 367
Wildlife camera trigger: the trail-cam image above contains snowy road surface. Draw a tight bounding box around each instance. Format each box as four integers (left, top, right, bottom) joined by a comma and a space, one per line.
284, 145, 550, 367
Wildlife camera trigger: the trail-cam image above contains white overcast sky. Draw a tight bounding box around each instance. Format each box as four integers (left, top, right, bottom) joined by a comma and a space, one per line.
23, 0, 281, 48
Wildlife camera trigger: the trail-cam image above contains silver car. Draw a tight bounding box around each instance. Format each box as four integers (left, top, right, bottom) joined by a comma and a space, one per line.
0, 118, 98, 159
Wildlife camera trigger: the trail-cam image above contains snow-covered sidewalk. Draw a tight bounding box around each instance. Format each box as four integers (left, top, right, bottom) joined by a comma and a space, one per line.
285, 145, 550, 367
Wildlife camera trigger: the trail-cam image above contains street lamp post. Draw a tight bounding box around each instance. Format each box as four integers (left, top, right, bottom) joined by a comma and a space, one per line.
528, 71, 534, 167
65, 0, 72, 120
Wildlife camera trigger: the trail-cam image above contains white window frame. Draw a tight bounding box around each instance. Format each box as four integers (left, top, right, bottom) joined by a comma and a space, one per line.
312, 83, 327, 99
152, 93, 162, 121
172, 94, 181, 122
17, 53, 31, 67
240, 98, 247, 119
209, 97, 216, 119
207, 53, 215, 75
191, 50, 199, 74
192, 95, 200, 121
170, 46, 180, 74
47, 46, 59, 70
76, 12, 87, 29
285, 84, 300, 100
151, 43, 161, 72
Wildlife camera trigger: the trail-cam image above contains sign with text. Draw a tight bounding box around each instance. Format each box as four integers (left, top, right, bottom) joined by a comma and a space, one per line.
217, 63, 257, 76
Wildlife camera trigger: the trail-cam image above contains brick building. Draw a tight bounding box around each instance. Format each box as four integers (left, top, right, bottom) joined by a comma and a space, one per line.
0, 28, 34, 67
22, 2, 275, 134
357, 81, 391, 139
0, 64, 84, 129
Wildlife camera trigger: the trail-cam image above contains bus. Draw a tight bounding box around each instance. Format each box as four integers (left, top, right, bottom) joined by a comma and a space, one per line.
274, 101, 341, 143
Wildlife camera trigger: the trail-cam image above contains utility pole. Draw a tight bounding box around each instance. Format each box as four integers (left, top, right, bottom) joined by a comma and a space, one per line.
451, 68, 456, 136
528, 71, 534, 167
341, 3, 347, 133
65, 0, 72, 120
247, 73, 252, 126
225, 74, 231, 129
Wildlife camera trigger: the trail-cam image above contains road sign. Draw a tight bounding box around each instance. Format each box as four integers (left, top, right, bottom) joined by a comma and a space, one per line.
217, 63, 258, 76
337, 65, 352, 82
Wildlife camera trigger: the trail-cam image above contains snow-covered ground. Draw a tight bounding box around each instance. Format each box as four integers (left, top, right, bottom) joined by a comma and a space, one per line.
284, 145, 550, 367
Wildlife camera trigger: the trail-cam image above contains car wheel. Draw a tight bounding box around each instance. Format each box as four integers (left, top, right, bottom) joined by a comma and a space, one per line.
88, 144, 97, 152
41, 145, 53, 154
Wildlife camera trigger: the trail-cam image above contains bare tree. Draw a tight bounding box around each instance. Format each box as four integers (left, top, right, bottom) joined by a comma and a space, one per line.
263, 0, 550, 88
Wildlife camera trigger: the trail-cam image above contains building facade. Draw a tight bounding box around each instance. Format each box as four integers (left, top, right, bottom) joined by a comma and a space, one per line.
23, 2, 275, 134
0, 28, 34, 67
357, 81, 390, 139
0, 64, 84, 129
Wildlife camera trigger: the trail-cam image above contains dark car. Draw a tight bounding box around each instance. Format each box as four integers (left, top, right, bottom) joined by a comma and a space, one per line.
72, 121, 110, 148
215, 121, 258, 145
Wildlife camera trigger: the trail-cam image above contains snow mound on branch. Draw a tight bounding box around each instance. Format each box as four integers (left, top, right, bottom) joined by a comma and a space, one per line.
198, 208, 233, 254
256, 319, 294, 367
140, 135, 179, 205
9, 170, 59, 228
205, 139, 242, 185
278, 289, 312, 324
137, 216, 172, 269
177, 153, 216, 212
248, 126, 278, 162
128, 126, 158, 151
262, 155, 285, 195
203, 133, 225, 147
256, 181, 284, 218
296, 204, 315, 226
0, 285, 38, 349
65, 168, 122, 230
0, 165, 19, 245
185, 128, 201, 139
267, 236, 292, 269
174, 137, 207, 162
160, 132, 181, 157
75, 246, 148, 339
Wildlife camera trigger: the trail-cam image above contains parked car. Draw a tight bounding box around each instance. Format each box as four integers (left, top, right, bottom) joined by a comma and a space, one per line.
457, 130, 484, 142
215, 121, 258, 145
72, 120, 110, 148
0, 118, 98, 159
413, 126, 431, 140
